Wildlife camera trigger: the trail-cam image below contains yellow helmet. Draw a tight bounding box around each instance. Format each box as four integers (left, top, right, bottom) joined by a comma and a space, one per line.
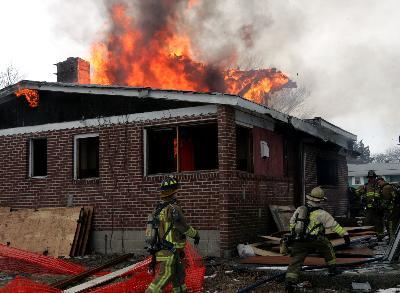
160, 176, 179, 198
306, 186, 327, 202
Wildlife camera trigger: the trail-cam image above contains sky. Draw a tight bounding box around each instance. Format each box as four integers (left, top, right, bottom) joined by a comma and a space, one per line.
0, 0, 399, 154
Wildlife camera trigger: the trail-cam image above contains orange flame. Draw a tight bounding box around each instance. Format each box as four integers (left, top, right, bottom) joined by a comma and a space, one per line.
91, 3, 292, 105
15, 88, 39, 108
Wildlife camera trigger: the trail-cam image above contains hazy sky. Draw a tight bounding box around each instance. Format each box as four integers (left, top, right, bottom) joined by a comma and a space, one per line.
1, 0, 399, 154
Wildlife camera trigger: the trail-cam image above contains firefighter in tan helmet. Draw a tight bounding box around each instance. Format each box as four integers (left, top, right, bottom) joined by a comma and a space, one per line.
145, 176, 200, 293
285, 187, 350, 293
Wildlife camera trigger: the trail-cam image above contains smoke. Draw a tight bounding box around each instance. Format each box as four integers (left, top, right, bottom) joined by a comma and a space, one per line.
45, 0, 400, 152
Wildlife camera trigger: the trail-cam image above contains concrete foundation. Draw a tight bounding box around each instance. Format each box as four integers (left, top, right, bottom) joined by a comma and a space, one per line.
90, 230, 220, 257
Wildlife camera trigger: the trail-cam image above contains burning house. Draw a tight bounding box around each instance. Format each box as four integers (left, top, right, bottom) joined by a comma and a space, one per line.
0, 56, 356, 257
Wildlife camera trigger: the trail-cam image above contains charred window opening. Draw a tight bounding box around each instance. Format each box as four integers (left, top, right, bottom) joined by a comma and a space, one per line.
29, 138, 47, 177
75, 134, 99, 179
316, 157, 338, 186
236, 126, 253, 172
146, 123, 218, 175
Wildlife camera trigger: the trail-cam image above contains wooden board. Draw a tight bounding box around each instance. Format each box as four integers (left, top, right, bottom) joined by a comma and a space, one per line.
335, 247, 374, 257
79, 206, 93, 256
64, 259, 149, 293
70, 209, 85, 257
250, 243, 282, 256
240, 256, 370, 266
75, 208, 87, 256
0, 207, 83, 257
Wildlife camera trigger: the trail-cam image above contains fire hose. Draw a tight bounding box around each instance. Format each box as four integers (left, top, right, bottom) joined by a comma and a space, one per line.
236, 256, 384, 293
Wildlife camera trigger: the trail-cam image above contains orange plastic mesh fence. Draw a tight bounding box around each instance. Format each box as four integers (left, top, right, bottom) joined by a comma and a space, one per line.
91, 243, 205, 293
0, 244, 85, 275
0, 276, 61, 293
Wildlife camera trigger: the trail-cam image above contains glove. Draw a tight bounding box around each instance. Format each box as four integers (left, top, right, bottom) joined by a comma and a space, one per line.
343, 234, 351, 246
194, 233, 200, 246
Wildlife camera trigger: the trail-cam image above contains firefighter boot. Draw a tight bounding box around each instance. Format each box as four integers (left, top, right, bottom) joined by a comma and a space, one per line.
328, 265, 340, 276
285, 281, 296, 293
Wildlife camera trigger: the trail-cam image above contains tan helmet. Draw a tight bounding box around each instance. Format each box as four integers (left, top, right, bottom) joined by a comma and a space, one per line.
306, 186, 327, 202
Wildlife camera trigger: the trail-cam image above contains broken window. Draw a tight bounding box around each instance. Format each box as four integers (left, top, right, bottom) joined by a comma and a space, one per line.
316, 157, 338, 186
74, 134, 99, 179
29, 138, 47, 177
236, 126, 253, 172
146, 123, 218, 175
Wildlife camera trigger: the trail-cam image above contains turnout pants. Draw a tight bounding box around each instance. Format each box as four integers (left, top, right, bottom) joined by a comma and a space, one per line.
365, 208, 385, 240
146, 252, 187, 293
285, 237, 336, 283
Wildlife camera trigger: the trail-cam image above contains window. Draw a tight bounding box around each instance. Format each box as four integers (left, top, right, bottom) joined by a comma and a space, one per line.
236, 126, 253, 172
316, 157, 338, 186
354, 176, 361, 185
146, 123, 218, 175
29, 138, 47, 177
74, 134, 99, 179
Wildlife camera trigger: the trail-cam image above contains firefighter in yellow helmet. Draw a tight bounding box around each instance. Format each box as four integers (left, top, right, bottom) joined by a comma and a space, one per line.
285, 187, 350, 293
145, 176, 200, 293
355, 170, 385, 241
376, 177, 397, 242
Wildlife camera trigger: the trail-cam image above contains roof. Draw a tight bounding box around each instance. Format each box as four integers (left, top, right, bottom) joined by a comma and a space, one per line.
348, 163, 400, 177
0, 80, 357, 149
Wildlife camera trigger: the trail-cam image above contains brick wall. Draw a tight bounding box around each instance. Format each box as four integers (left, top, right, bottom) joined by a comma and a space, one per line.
0, 104, 348, 256
303, 144, 349, 216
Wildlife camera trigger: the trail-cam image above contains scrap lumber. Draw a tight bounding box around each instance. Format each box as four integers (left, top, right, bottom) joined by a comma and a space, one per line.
70, 209, 85, 257
250, 243, 281, 257
79, 206, 94, 256
240, 255, 370, 266
335, 247, 374, 258
51, 253, 134, 289
63, 258, 150, 293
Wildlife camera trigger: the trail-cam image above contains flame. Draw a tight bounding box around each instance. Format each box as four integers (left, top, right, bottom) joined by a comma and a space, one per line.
91, 2, 292, 105
15, 88, 39, 108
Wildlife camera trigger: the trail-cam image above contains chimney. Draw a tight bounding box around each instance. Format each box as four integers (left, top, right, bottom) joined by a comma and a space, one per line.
56, 57, 90, 84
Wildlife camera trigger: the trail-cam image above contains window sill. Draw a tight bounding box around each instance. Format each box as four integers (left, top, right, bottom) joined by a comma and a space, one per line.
145, 169, 219, 177
29, 176, 48, 179
73, 177, 100, 184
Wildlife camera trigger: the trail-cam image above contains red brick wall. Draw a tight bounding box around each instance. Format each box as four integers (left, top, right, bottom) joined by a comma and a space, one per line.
0, 105, 348, 255
217, 106, 297, 254
0, 114, 220, 234
303, 144, 349, 217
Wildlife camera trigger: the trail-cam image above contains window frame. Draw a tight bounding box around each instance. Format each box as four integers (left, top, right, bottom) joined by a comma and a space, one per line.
144, 121, 218, 176
74, 133, 100, 180
29, 137, 48, 179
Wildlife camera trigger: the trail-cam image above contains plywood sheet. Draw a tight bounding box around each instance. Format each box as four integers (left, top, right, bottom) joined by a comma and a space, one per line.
0, 207, 83, 257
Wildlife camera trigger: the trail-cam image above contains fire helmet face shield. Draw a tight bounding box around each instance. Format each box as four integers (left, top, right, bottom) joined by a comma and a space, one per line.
160, 176, 179, 198
367, 170, 377, 178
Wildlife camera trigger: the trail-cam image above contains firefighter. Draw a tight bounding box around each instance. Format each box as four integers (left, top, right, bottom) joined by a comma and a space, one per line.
355, 170, 385, 241
285, 187, 350, 293
376, 177, 397, 242
146, 176, 200, 293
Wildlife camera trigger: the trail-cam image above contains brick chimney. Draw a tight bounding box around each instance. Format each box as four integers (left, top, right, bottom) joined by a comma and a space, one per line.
56, 57, 90, 84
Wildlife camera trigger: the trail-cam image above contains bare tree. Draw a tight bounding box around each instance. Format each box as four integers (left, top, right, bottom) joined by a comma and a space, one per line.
268, 86, 313, 117
373, 147, 400, 163
0, 64, 22, 89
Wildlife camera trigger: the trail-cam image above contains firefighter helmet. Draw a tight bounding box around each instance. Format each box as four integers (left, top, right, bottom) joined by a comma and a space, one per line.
306, 186, 327, 202
367, 170, 377, 178
160, 176, 179, 197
